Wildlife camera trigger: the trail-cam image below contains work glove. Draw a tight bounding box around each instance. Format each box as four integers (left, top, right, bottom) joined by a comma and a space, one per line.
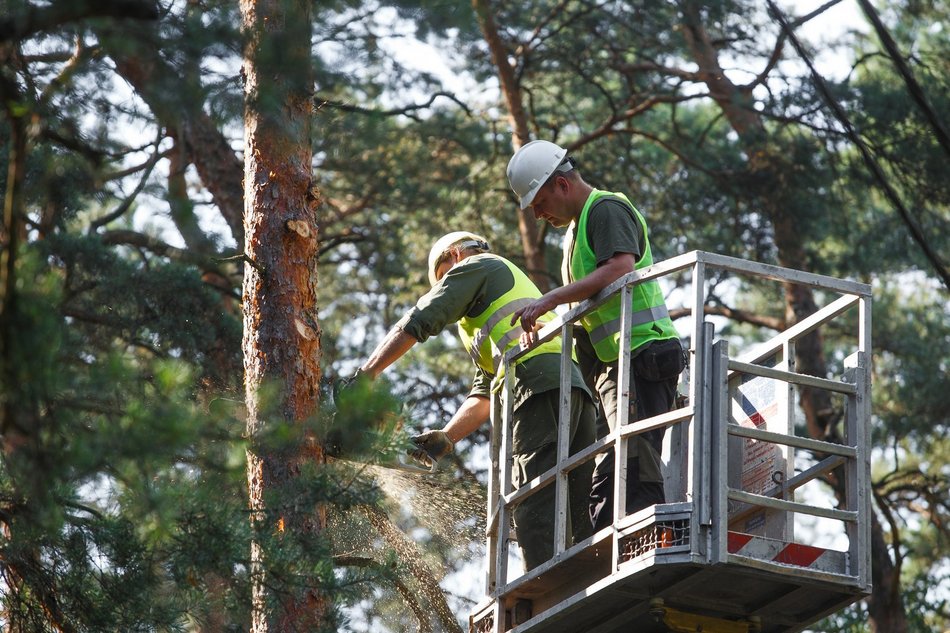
408, 430, 454, 467
332, 368, 364, 402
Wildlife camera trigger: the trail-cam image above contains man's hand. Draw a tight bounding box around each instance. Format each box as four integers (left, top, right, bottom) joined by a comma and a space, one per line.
408, 430, 454, 467
510, 294, 558, 338
510, 254, 636, 339
333, 368, 364, 401
519, 329, 535, 349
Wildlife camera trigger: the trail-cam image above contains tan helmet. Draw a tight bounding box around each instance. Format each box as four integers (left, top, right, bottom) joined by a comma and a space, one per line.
427, 231, 490, 286
506, 140, 571, 210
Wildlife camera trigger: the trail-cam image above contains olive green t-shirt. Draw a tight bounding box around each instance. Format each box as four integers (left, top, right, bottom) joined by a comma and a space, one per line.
562, 196, 645, 287
563, 195, 649, 374
586, 197, 645, 266
396, 253, 589, 410
564, 197, 646, 270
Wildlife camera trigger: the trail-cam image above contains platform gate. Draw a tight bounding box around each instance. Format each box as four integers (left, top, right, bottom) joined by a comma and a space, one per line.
472, 251, 872, 633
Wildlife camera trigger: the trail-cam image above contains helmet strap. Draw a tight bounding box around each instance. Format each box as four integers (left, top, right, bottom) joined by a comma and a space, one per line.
452, 239, 490, 254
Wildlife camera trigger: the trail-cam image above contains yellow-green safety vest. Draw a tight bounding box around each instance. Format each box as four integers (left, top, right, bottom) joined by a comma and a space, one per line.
564, 189, 678, 363
456, 255, 563, 381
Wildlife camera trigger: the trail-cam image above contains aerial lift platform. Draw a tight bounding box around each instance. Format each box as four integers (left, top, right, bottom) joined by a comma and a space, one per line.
470, 251, 872, 633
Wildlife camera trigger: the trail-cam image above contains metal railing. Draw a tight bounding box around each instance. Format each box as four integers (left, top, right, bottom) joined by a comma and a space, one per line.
481, 250, 872, 628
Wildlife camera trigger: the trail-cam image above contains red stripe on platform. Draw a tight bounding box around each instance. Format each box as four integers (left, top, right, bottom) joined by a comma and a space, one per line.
728, 531, 754, 553
773, 542, 825, 567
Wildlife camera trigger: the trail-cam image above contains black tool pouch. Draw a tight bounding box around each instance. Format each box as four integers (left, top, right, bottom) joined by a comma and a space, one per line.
633, 338, 685, 382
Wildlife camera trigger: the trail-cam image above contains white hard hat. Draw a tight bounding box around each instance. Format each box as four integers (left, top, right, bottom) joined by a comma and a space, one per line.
506, 140, 571, 210
427, 231, 490, 286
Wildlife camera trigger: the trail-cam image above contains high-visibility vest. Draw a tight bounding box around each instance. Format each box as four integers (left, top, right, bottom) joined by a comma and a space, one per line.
565, 190, 678, 362
456, 254, 563, 380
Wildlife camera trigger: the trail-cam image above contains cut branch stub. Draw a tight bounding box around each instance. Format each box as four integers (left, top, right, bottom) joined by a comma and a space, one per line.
286, 219, 312, 239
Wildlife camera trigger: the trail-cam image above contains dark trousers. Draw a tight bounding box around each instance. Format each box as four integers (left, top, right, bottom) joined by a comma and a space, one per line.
511, 388, 596, 570
582, 338, 684, 532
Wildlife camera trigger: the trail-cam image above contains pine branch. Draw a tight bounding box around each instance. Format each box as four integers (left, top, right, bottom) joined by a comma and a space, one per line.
669, 305, 785, 331
88, 137, 163, 232
768, 0, 950, 291
0, 548, 79, 633
856, 0, 950, 161
96, 230, 234, 287
315, 91, 472, 120
0, 0, 158, 43
318, 230, 367, 257
333, 555, 432, 633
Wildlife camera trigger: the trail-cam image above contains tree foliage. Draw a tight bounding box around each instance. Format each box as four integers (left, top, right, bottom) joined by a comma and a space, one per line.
0, 0, 947, 631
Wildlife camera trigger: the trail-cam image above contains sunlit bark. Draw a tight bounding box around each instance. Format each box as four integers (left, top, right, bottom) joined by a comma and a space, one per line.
240, 0, 324, 629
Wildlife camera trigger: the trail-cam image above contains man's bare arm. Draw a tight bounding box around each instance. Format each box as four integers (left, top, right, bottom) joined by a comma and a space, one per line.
360, 328, 418, 378
511, 253, 636, 334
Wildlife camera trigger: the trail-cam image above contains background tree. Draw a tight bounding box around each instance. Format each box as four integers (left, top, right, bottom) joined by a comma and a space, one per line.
426, 1, 947, 629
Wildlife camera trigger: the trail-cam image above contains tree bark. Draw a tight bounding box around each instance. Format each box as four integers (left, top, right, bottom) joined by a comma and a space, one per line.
867, 509, 908, 633
473, 0, 551, 290
240, 0, 323, 630
0, 42, 27, 450
0, 47, 67, 615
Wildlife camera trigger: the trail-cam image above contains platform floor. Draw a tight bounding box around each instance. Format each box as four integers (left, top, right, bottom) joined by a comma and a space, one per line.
473, 542, 866, 633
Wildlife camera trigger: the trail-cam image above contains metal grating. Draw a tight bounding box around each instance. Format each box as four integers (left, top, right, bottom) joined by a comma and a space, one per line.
618, 519, 690, 563
470, 610, 493, 633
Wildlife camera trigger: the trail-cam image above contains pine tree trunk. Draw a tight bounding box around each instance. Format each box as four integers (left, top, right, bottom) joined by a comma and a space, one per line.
0, 41, 27, 454
240, 1, 323, 630
473, 0, 552, 291
868, 511, 909, 633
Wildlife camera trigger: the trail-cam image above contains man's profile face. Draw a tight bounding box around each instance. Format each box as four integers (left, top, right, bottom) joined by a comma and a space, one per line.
529, 177, 572, 228
434, 254, 455, 283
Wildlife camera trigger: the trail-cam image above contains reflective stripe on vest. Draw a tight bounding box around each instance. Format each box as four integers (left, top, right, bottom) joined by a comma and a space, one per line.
467, 297, 535, 371
456, 255, 562, 377
566, 189, 679, 363
587, 304, 671, 347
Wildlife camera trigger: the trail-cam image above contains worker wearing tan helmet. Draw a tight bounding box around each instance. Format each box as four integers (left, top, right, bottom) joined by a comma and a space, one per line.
506, 140, 685, 531
350, 231, 596, 570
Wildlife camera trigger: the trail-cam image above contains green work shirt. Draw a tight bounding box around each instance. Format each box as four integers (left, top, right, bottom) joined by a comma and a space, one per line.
562, 197, 646, 292
564, 194, 664, 368
587, 198, 645, 265
397, 254, 590, 412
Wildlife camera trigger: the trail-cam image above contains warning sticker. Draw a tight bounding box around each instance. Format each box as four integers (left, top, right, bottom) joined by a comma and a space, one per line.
727, 355, 791, 540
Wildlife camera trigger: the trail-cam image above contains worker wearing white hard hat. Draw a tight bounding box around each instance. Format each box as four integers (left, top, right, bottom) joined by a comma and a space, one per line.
506, 141, 685, 531
426, 230, 490, 286
506, 140, 575, 211
348, 231, 597, 571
